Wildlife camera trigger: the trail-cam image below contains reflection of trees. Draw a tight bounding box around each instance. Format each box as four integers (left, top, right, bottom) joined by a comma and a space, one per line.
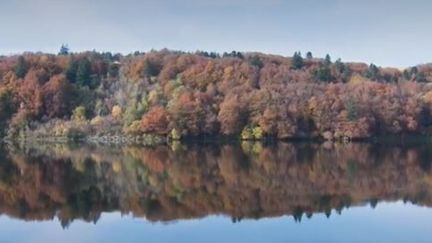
0, 142, 432, 226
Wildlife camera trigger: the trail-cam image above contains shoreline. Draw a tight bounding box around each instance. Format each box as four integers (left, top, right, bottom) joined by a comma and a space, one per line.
3, 133, 431, 146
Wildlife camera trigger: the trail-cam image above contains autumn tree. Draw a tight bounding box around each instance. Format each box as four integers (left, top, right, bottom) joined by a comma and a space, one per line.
141, 106, 170, 134
17, 70, 43, 118
42, 74, 72, 118
168, 92, 218, 136
72, 106, 86, 121
218, 95, 248, 135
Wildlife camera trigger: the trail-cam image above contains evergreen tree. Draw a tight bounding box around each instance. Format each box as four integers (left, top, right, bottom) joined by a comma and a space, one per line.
65, 59, 78, 82
76, 58, 92, 86
222, 51, 243, 59
365, 64, 380, 80
416, 72, 427, 82
249, 55, 264, 69
314, 64, 333, 82
335, 58, 344, 73
314, 54, 334, 82
342, 67, 352, 83
15, 56, 28, 79
411, 67, 418, 76
403, 69, 411, 80
142, 59, 161, 77
324, 54, 332, 65
306, 51, 313, 59
291, 51, 304, 70
59, 44, 69, 55
346, 99, 358, 121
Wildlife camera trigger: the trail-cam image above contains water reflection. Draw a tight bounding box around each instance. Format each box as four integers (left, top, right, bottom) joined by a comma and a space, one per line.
0, 142, 431, 227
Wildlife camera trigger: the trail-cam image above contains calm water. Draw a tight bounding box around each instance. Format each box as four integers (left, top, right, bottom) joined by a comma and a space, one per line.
0, 142, 432, 243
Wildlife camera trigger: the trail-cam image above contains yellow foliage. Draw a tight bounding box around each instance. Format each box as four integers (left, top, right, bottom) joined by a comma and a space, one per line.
170, 128, 181, 140
241, 127, 253, 140
308, 96, 318, 114
72, 106, 86, 121
241, 126, 263, 140
124, 120, 142, 134
112, 161, 122, 173
349, 74, 369, 85
252, 126, 263, 139
54, 124, 65, 136
112, 105, 122, 119
90, 116, 104, 126
422, 91, 432, 104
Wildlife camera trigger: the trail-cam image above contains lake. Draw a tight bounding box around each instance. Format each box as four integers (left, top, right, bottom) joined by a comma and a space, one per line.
0, 141, 431, 243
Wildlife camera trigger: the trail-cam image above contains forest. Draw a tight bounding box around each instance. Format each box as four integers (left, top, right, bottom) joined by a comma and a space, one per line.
2, 47, 432, 141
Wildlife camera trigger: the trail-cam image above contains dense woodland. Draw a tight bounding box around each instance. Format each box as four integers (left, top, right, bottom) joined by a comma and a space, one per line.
2, 47, 432, 140
0, 143, 432, 226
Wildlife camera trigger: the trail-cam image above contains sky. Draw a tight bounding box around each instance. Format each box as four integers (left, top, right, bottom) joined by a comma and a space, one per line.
0, 0, 431, 67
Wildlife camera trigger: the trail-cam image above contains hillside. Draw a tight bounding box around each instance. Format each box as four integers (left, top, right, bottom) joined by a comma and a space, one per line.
2, 49, 432, 141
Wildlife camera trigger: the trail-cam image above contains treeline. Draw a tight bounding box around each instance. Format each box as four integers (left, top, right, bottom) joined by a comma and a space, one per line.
2, 48, 432, 140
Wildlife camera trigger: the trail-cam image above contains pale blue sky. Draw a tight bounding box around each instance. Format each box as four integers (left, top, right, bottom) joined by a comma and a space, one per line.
0, 0, 431, 67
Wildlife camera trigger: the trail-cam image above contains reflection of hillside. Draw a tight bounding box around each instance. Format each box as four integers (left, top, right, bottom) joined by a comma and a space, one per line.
0, 142, 432, 226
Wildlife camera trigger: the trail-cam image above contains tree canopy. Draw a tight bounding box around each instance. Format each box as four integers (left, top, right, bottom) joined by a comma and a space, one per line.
0, 50, 431, 140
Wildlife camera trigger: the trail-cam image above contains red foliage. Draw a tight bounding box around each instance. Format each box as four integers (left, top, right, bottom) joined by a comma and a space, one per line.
141, 106, 169, 134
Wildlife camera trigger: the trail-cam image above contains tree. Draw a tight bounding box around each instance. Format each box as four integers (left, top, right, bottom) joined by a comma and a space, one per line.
291, 52, 304, 70
223, 51, 243, 59
365, 64, 380, 81
72, 106, 86, 121
314, 63, 333, 82
324, 54, 332, 65
15, 56, 28, 79
415, 72, 427, 82
411, 67, 418, 76
66, 59, 78, 82
218, 96, 247, 135
0, 89, 15, 128
108, 63, 120, 78
59, 44, 70, 55
141, 106, 169, 134
249, 55, 264, 69
306, 52, 313, 59
142, 59, 161, 77
42, 74, 72, 118
346, 99, 358, 121
342, 67, 352, 83
76, 58, 92, 86
17, 70, 43, 117
403, 69, 411, 80
111, 105, 122, 119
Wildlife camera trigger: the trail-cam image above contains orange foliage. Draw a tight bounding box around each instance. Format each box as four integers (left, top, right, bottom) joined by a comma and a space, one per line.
141, 106, 169, 134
